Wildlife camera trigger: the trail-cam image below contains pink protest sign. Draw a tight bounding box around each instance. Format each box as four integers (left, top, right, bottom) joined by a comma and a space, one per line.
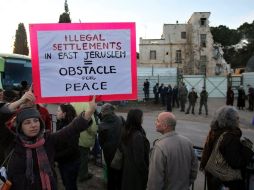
29, 23, 137, 103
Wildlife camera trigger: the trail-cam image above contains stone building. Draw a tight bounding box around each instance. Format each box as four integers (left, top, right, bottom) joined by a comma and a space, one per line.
139, 12, 230, 76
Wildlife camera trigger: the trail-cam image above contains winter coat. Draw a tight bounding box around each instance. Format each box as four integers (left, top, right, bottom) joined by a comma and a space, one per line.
200, 90, 208, 103
98, 114, 124, 166
203, 128, 254, 190
54, 119, 80, 164
226, 89, 234, 106
71, 102, 98, 148
188, 91, 198, 103
219, 129, 253, 188
237, 88, 246, 108
121, 129, 150, 190
147, 131, 198, 190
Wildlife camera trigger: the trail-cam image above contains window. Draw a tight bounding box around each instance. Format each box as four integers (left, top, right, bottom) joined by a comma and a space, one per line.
176, 50, 182, 63
200, 18, 207, 26
200, 56, 207, 74
150, 50, 156, 60
181, 32, 186, 39
200, 34, 206, 47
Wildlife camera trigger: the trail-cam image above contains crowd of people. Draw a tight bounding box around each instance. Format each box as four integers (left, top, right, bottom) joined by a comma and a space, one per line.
151, 80, 209, 115
0, 81, 254, 190
144, 78, 254, 114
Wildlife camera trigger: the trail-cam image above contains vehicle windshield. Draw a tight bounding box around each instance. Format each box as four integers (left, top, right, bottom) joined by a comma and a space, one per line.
2, 57, 32, 90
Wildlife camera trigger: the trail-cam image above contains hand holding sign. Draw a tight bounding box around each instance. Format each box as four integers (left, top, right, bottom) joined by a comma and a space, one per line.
20, 90, 35, 105
83, 95, 97, 121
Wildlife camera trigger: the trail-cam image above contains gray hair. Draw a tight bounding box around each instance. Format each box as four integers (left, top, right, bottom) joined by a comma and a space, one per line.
101, 103, 115, 116
164, 116, 177, 130
211, 105, 239, 129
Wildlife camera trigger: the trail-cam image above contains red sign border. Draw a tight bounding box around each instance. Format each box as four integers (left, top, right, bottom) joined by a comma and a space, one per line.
29, 23, 137, 103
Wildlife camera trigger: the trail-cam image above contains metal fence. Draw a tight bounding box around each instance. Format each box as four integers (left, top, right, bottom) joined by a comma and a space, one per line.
137, 71, 254, 100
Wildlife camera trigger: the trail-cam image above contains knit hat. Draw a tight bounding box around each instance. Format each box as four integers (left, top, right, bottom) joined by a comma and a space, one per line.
101, 103, 115, 115
15, 107, 45, 135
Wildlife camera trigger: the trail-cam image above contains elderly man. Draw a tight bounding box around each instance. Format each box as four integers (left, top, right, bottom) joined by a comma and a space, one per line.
147, 112, 198, 190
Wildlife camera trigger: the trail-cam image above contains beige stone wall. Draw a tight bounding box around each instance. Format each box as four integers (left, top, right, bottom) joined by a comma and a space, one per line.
139, 12, 229, 76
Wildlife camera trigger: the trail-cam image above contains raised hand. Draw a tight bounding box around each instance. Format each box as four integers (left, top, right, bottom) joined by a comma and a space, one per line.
83, 96, 97, 121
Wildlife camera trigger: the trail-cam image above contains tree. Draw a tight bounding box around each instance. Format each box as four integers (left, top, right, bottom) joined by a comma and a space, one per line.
59, 0, 71, 23
210, 25, 241, 46
13, 23, 29, 55
237, 21, 254, 40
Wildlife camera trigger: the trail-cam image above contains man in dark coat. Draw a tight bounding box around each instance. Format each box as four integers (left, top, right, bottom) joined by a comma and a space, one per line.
186, 87, 198, 114
98, 103, 125, 190
199, 87, 208, 115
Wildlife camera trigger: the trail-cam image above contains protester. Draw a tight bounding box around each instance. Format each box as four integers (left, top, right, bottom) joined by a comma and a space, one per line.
0, 91, 35, 164
237, 85, 246, 110
0, 92, 96, 190
147, 112, 198, 190
55, 103, 80, 190
186, 87, 198, 114
71, 102, 98, 182
199, 87, 208, 115
121, 109, 150, 190
143, 79, 150, 101
226, 86, 234, 106
200, 105, 254, 190
98, 103, 125, 190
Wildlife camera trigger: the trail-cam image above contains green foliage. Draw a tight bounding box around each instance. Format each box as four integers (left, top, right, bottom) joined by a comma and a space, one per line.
59, 13, 71, 23
211, 22, 254, 69
237, 21, 254, 39
210, 25, 241, 46
59, 0, 71, 23
223, 42, 254, 69
13, 23, 29, 55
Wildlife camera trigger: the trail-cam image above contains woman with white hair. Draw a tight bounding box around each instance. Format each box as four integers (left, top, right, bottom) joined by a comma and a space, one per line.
200, 105, 253, 190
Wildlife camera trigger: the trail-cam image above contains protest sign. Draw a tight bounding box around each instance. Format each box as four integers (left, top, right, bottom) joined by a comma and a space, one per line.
29, 23, 137, 103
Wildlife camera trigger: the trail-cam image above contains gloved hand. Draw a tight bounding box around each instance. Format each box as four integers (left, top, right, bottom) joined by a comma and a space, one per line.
241, 137, 253, 150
